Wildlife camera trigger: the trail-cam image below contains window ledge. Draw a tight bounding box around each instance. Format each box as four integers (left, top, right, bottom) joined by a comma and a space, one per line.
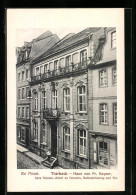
40, 142, 47, 146
75, 112, 87, 115
62, 150, 70, 154
32, 139, 38, 143
111, 47, 116, 50
76, 154, 88, 160
99, 123, 109, 126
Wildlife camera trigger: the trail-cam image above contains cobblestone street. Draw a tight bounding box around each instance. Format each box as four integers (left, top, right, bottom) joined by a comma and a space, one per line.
17, 151, 48, 169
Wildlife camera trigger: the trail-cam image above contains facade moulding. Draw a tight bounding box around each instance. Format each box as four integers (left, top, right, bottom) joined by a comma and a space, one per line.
89, 130, 117, 139
88, 60, 116, 70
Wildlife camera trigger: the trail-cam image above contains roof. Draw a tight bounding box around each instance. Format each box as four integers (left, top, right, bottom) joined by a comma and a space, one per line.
29, 33, 60, 60
32, 27, 100, 63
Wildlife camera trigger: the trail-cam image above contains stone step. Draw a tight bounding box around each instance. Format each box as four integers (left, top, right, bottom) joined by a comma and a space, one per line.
42, 156, 57, 168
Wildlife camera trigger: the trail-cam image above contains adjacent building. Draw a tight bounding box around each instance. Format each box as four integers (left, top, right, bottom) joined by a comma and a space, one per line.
16, 27, 117, 169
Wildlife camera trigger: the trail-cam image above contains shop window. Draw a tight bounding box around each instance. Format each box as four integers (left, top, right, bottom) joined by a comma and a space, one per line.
63, 126, 70, 151
98, 141, 109, 166
64, 88, 70, 112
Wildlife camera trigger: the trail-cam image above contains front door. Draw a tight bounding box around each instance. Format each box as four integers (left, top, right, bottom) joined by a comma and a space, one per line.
51, 123, 57, 157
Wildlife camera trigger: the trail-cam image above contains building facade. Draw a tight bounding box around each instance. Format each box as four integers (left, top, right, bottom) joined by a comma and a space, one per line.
16, 27, 117, 169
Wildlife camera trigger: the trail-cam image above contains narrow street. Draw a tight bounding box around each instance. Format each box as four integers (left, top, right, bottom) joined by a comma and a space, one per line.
17, 151, 49, 169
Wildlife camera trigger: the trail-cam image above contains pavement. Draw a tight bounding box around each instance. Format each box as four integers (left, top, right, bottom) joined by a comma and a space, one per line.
17, 144, 62, 169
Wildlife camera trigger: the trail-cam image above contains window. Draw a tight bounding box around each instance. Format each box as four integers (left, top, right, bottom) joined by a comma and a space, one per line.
42, 91, 47, 110
26, 87, 30, 98
66, 55, 71, 66
40, 66, 43, 74
36, 67, 39, 75
18, 88, 21, 99
100, 104, 108, 124
22, 107, 25, 118
34, 93, 38, 111
80, 50, 87, 64
72, 53, 78, 64
52, 90, 57, 109
113, 103, 117, 125
54, 60, 59, 70
63, 127, 70, 151
78, 130, 87, 156
41, 123, 47, 144
26, 69, 29, 79
17, 127, 21, 138
33, 122, 38, 140
64, 88, 70, 112
22, 71, 25, 81
18, 72, 21, 81
26, 107, 29, 118
18, 107, 20, 117
111, 31, 116, 48
99, 70, 107, 87
22, 88, 25, 99
78, 86, 86, 112
21, 129, 25, 141
90, 41, 94, 57
112, 67, 117, 85
98, 141, 109, 166
44, 64, 48, 73
59, 58, 64, 68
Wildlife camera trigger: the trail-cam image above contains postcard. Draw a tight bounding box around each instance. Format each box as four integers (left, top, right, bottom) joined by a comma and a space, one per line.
7, 8, 125, 192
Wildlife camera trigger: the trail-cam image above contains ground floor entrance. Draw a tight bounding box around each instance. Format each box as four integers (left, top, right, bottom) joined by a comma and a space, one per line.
51, 123, 57, 157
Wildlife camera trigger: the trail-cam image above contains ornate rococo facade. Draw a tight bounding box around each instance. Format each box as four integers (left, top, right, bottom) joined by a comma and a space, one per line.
16, 27, 117, 169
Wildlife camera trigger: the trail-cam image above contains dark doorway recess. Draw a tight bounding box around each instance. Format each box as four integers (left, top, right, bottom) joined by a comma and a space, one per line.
51, 123, 57, 157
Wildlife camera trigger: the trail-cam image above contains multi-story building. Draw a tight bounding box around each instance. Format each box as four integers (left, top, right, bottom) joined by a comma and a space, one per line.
88, 27, 117, 169
16, 27, 117, 169
16, 31, 59, 147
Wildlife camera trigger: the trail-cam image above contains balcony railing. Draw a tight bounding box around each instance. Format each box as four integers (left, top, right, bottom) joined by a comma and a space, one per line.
43, 108, 61, 120
31, 60, 90, 82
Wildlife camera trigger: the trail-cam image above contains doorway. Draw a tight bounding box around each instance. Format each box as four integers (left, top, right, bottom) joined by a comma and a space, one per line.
51, 123, 57, 157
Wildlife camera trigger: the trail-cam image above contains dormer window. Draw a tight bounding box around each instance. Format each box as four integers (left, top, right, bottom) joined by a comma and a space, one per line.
111, 31, 116, 48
